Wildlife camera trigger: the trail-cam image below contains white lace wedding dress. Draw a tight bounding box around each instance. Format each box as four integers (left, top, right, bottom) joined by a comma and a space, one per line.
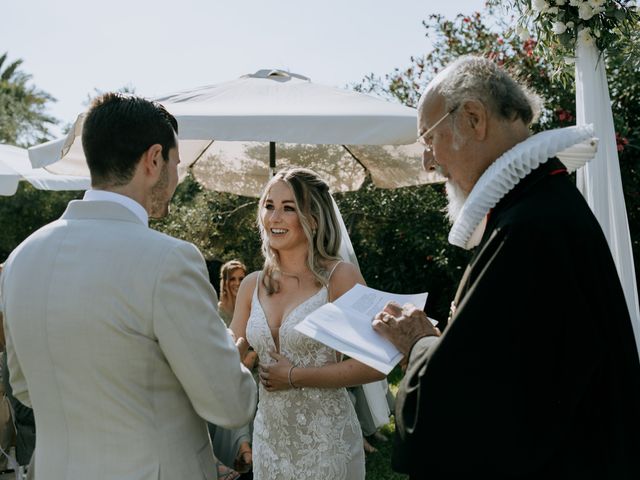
246, 283, 365, 480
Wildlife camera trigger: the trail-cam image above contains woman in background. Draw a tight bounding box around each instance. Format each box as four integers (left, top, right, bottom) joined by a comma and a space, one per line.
218, 260, 247, 326
211, 260, 254, 478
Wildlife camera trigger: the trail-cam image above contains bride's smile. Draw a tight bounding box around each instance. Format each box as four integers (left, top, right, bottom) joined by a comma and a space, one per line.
261, 180, 307, 251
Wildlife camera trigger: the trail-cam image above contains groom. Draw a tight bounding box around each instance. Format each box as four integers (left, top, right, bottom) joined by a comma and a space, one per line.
0, 93, 257, 479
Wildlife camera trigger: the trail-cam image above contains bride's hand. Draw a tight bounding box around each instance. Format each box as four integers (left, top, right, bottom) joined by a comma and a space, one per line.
258, 352, 293, 392
235, 336, 250, 359
243, 349, 258, 370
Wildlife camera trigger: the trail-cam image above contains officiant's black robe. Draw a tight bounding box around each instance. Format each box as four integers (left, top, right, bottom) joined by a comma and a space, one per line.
393, 159, 640, 479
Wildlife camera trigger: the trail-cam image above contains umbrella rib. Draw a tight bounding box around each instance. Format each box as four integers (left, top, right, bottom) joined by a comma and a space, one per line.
341, 145, 367, 172
190, 140, 215, 168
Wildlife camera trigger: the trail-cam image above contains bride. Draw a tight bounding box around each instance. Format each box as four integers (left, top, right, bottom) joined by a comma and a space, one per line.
230, 167, 385, 480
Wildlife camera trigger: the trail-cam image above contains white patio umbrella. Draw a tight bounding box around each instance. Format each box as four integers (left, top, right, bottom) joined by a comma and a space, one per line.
29, 69, 439, 197
0, 144, 89, 196
0, 149, 21, 196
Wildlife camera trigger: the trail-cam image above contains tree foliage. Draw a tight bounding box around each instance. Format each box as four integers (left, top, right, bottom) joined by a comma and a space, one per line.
0, 52, 57, 147
0, 184, 82, 261
491, 0, 640, 80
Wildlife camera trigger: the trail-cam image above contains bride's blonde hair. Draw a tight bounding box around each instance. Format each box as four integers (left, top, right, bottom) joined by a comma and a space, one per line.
258, 168, 342, 295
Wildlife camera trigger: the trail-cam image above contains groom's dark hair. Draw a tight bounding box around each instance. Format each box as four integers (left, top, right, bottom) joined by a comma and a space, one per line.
82, 92, 178, 188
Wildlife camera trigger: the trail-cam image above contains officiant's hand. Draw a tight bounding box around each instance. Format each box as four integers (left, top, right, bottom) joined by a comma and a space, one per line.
372, 301, 440, 357
258, 352, 293, 392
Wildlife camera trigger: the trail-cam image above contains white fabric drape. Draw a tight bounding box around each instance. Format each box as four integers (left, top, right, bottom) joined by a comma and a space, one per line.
574, 38, 640, 352
331, 195, 391, 428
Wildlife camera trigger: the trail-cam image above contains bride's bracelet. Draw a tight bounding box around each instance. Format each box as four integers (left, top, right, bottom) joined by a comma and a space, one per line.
288, 365, 300, 389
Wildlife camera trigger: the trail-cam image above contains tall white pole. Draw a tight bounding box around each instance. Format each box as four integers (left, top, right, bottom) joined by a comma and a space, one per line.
575, 38, 640, 351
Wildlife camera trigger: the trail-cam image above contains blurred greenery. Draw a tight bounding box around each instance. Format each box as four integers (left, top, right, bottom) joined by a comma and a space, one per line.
0, 184, 82, 261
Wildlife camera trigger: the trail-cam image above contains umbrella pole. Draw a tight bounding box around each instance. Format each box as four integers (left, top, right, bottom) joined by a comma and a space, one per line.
269, 141, 276, 177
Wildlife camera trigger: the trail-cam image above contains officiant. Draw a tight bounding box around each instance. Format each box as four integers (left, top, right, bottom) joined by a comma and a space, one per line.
373, 55, 640, 479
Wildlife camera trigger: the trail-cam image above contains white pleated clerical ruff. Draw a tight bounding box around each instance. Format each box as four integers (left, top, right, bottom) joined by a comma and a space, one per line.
449, 124, 598, 250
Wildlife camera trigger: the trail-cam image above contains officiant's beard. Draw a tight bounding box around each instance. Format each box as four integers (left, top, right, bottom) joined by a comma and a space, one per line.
445, 180, 468, 224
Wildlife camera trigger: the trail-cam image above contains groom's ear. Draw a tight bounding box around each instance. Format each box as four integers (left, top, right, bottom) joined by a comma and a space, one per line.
140, 144, 164, 179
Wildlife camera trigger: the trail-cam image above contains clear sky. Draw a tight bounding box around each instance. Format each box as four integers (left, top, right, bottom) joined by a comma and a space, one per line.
2, 0, 487, 137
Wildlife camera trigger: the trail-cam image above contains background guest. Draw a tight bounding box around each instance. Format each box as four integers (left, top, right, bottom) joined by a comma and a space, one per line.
218, 260, 247, 326
211, 259, 255, 477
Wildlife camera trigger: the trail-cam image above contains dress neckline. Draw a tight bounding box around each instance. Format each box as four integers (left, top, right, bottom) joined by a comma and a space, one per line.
253, 284, 326, 351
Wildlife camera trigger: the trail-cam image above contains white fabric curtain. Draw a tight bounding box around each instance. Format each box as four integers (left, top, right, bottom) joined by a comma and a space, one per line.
574, 38, 640, 352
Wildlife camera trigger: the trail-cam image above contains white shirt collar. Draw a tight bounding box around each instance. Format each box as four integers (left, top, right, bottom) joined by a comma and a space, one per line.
449, 125, 597, 250
83, 190, 149, 226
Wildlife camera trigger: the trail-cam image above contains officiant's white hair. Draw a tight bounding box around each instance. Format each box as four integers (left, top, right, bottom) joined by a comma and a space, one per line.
258, 168, 342, 295
419, 55, 542, 140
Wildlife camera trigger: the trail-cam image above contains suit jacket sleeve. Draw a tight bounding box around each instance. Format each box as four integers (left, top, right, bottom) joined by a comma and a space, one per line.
1, 268, 30, 408
153, 242, 257, 428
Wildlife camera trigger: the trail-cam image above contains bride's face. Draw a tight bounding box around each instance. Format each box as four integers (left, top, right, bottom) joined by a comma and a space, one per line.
261, 181, 307, 252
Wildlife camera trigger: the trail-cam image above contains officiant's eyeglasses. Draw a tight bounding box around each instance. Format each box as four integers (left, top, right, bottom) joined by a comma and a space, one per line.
417, 106, 458, 151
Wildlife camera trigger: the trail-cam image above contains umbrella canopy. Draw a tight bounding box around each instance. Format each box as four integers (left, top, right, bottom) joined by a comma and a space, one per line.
29, 69, 440, 197
0, 150, 20, 196
0, 144, 89, 196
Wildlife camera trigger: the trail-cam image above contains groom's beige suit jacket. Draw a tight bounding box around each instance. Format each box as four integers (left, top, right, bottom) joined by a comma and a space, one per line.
0, 199, 257, 480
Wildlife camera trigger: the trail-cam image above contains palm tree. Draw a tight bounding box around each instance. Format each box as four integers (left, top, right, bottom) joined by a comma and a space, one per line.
0, 52, 57, 147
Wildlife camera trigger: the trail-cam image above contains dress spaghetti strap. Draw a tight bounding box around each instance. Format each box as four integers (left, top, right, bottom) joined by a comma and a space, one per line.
326, 261, 343, 301
327, 261, 342, 280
